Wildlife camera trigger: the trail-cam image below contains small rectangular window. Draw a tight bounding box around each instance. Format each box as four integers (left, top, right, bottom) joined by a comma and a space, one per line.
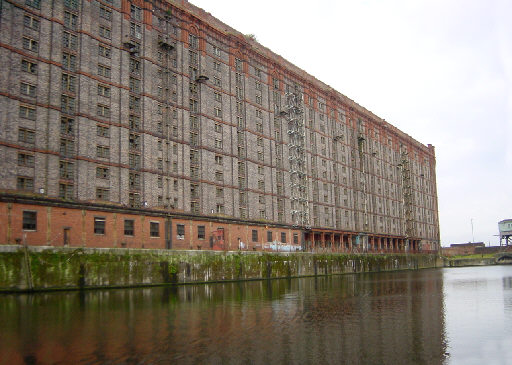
24, 15, 40, 30
177, 224, 185, 236
124, 219, 134, 236
17, 176, 34, 191
60, 117, 75, 134
293, 233, 299, 245
198, 225, 205, 239
95, 187, 109, 200
267, 231, 272, 242
22, 37, 38, 52
22, 211, 37, 230
281, 232, 286, 243
21, 59, 37, 74
18, 128, 35, 143
150, 222, 160, 237
252, 229, 258, 242
94, 217, 106, 235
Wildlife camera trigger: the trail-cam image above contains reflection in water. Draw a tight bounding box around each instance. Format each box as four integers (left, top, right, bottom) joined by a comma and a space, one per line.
443, 266, 512, 365
1, 269, 450, 364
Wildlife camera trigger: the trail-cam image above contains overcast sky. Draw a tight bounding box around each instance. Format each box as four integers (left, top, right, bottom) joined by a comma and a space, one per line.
191, 0, 512, 246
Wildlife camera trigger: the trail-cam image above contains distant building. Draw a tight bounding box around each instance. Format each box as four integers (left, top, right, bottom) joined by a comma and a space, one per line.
442, 242, 485, 257
0, 0, 440, 252
499, 219, 512, 246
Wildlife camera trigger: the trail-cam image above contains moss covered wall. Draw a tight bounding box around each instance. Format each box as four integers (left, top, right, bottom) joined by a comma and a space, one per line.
0, 246, 443, 292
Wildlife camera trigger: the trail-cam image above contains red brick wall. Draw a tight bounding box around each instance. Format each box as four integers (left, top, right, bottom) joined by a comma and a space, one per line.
0, 202, 302, 251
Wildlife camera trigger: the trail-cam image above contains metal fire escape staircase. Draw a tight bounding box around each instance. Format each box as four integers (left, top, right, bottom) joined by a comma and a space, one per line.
284, 92, 310, 228
356, 119, 369, 250
399, 146, 415, 250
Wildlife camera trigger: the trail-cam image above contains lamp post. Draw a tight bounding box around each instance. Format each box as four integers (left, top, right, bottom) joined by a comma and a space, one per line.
471, 218, 474, 243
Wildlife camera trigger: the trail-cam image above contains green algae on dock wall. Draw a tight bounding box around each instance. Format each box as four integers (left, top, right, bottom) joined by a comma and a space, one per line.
0, 246, 442, 292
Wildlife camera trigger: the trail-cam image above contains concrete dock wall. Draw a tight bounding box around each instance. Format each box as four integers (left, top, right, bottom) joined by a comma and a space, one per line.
0, 245, 443, 292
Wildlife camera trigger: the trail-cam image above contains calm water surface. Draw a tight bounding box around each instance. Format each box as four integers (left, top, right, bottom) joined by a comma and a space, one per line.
1, 266, 511, 364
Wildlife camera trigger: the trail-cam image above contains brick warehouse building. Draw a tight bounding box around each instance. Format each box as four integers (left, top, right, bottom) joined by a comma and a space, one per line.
0, 0, 440, 252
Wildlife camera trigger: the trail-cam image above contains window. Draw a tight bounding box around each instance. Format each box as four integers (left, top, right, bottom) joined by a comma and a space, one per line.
256, 122, 263, 133
198, 225, 205, 239
256, 94, 262, 105
214, 123, 222, 132
21, 59, 37, 74
267, 231, 272, 241
24, 15, 40, 30
94, 217, 106, 234
18, 128, 35, 143
62, 53, 76, 71
213, 61, 221, 71
96, 124, 109, 137
213, 45, 221, 56
59, 160, 74, 179
61, 117, 74, 135
61, 94, 75, 113
96, 145, 110, 158
19, 105, 36, 120
281, 232, 286, 243
62, 31, 78, 50
96, 166, 109, 179
189, 34, 198, 49
213, 77, 221, 87
97, 104, 110, 118
129, 192, 140, 207
177, 224, 185, 236
129, 172, 140, 189
255, 81, 261, 91
59, 138, 75, 156
129, 95, 140, 112
64, 0, 79, 10
293, 233, 299, 244
150, 222, 160, 237
257, 151, 264, 161
99, 25, 111, 39
216, 187, 223, 198
96, 188, 109, 200
130, 4, 142, 21
129, 58, 140, 74
17, 176, 34, 191
61, 74, 76, 92
252, 229, 258, 242
98, 44, 111, 58
215, 204, 224, 214
22, 211, 37, 230
214, 139, 223, 149
98, 64, 111, 78
99, 5, 112, 20
64, 11, 78, 30
98, 84, 110, 97
129, 77, 140, 93
129, 115, 140, 130
59, 183, 73, 199
258, 180, 265, 190
215, 170, 223, 182
215, 155, 223, 165
22, 37, 38, 52
255, 109, 262, 118
130, 22, 142, 39
214, 92, 222, 102
124, 219, 134, 236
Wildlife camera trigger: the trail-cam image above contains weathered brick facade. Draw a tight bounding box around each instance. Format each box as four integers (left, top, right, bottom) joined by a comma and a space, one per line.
0, 0, 440, 252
